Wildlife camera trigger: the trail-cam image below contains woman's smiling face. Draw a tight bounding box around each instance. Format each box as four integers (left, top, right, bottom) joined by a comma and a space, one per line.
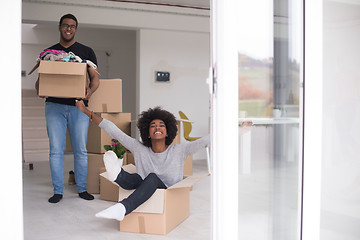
148, 119, 167, 140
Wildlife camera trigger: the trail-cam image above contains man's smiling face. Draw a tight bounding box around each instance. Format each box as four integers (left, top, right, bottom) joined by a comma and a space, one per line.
59, 18, 77, 43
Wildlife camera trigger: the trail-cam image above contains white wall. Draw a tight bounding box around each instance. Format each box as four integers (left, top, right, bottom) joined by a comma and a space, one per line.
138, 29, 210, 159
22, 0, 210, 33
321, 0, 360, 237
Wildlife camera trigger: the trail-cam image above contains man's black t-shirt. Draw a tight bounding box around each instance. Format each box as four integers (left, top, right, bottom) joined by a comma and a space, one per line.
45, 42, 98, 106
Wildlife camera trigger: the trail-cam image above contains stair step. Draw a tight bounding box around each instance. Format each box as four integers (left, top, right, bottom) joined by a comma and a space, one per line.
22, 117, 46, 128
23, 138, 49, 150
22, 106, 45, 117
22, 89, 38, 98
22, 97, 45, 107
23, 150, 49, 163
22, 90, 49, 163
23, 127, 47, 139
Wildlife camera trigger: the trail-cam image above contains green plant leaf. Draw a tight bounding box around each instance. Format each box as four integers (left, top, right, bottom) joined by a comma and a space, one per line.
104, 145, 112, 151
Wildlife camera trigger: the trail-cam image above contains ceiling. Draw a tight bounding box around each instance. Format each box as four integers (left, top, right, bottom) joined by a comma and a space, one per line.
105, 0, 210, 10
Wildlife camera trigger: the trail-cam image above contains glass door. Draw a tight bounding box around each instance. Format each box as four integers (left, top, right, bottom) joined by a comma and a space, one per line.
211, 0, 303, 239
237, 1, 303, 239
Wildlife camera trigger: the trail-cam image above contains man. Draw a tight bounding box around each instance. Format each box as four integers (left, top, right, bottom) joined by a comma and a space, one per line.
36, 14, 100, 203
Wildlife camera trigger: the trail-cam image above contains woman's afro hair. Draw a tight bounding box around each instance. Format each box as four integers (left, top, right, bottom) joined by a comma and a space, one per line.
137, 106, 178, 147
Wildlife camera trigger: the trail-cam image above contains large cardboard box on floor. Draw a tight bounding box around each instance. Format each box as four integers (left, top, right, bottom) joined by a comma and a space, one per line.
36, 60, 88, 98
87, 153, 105, 194
87, 112, 131, 154
99, 164, 208, 235
88, 79, 122, 113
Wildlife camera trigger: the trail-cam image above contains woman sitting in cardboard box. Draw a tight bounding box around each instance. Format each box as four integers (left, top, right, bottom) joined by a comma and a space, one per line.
76, 101, 211, 221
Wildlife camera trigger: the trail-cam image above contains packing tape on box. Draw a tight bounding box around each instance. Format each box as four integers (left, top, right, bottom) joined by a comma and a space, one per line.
139, 216, 145, 234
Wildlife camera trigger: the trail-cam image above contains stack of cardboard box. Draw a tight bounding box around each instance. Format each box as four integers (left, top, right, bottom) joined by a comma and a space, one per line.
63, 78, 131, 193
86, 79, 132, 194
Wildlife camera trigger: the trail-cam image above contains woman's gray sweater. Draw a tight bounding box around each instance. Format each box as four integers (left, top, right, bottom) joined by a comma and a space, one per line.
99, 118, 210, 187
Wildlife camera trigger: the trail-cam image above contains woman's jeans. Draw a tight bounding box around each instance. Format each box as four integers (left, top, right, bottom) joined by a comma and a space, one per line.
45, 102, 89, 194
114, 170, 167, 215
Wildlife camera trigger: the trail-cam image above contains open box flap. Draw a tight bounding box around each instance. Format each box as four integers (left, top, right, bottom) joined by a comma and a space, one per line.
38, 61, 86, 75
168, 173, 209, 189
131, 189, 165, 213
122, 164, 137, 174
100, 172, 119, 186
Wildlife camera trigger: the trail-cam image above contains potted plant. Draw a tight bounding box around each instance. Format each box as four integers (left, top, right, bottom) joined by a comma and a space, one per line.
104, 139, 126, 159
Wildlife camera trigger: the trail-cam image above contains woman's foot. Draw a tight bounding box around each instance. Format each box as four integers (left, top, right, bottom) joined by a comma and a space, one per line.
95, 202, 126, 221
104, 150, 123, 181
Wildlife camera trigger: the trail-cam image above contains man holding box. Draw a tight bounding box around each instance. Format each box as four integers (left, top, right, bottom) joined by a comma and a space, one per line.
36, 14, 100, 203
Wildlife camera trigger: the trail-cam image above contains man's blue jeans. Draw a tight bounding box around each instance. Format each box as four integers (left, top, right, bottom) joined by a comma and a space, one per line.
45, 102, 89, 194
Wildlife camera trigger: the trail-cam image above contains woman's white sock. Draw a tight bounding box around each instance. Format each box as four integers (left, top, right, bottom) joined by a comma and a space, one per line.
103, 150, 122, 181
95, 202, 126, 221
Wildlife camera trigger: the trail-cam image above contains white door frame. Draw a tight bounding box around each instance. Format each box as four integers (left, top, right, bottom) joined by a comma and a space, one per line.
211, 0, 240, 239
0, 1, 24, 240
302, 0, 323, 239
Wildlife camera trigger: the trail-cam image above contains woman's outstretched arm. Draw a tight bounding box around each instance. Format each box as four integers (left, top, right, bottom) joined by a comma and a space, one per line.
75, 100, 103, 125
75, 99, 140, 152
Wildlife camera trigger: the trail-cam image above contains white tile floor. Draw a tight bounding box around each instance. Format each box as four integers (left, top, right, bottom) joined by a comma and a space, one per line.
23, 154, 211, 240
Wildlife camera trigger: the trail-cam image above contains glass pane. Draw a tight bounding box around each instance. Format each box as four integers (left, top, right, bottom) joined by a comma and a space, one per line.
237, 0, 302, 239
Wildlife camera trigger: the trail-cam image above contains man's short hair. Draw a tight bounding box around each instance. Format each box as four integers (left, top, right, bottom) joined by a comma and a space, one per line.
59, 14, 78, 28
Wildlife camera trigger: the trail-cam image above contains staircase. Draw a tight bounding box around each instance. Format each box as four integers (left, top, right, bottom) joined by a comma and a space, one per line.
22, 89, 49, 165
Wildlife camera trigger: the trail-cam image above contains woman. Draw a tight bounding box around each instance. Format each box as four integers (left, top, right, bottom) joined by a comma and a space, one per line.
76, 100, 210, 221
